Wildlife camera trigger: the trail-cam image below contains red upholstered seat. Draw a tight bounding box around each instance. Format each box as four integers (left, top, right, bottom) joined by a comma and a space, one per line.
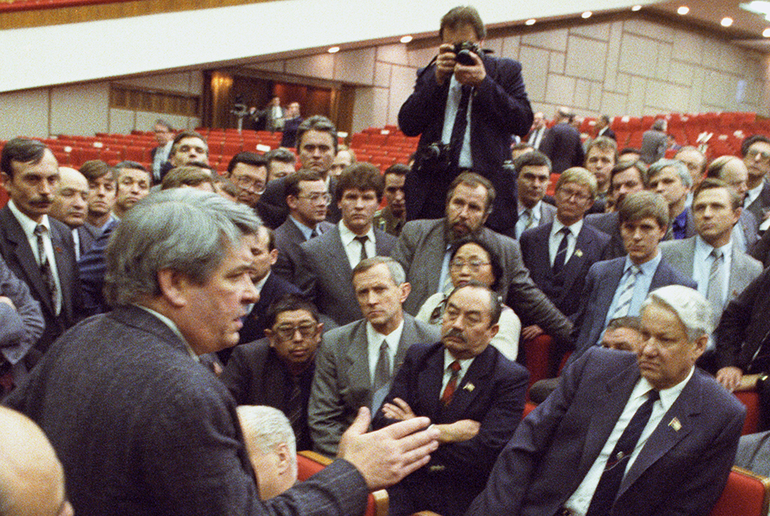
709, 466, 770, 516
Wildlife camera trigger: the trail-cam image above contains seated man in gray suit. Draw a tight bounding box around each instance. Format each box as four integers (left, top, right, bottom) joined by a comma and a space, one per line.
392, 172, 573, 348
660, 178, 762, 379
467, 286, 745, 516
296, 163, 397, 326
571, 191, 696, 360
6, 190, 440, 516
513, 151, 556, 238
309, 256, 440, 457
705, 155, 759, 252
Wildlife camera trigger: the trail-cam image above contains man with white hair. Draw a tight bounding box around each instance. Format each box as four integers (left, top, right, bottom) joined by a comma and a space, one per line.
467, 285, 745, 516
237, 406, 298, 500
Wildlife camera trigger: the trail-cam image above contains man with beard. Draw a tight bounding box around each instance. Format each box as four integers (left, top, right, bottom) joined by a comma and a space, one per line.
391, 172, 572, 346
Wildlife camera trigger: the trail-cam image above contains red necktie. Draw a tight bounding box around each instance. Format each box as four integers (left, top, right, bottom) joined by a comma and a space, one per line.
440, 361, 462, 406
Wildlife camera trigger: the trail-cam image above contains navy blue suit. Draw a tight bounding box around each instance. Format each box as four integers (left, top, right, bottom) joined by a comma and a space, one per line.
398, 55, 533, 234
466, 347, 745, 516
571, 256, 696, 359
539, 122, 585, 175
373, 342, 528, 516
519, 222, 610, 318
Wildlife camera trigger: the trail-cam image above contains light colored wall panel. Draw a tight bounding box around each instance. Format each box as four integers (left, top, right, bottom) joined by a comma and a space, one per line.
50, 83, 109, 136
371, 87, 390, 130
250, 61, 285, 73
646, 80, 689, 112
352, 87, 375, 133
377, 44, 409, 66
545, 74, 576, 105
521, 28, 568, 52
0, 88, 50, 140
566, 36, 607, 82
627, 75, 647, 114
285, 54, 334, 80
669, 60, 694, 87
655, 42, 672, 79
624, 19, 675, 43
549, 52, 565, 75
389, 65, 418, 123
500, 35, 520, 60
573, 79, 591, 109
108, 109, 135, 134
518, 46, 550, 100
601, 91, 627, 116
571, 23, 611, 41
116, 72, 201, 93
588, 82, 603, 112
407, 47, 436, 68
335, 48, 376, 85
374, 61, 393, 88
619, 33, 657, 78
672, 31, 703, 65
604, 21, 623, 92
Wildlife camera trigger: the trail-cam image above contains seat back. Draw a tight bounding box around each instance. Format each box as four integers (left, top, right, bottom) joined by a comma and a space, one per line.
709, 466, 770, 516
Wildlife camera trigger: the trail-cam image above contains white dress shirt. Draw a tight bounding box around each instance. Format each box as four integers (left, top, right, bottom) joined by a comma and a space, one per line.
338, 221, 376, 269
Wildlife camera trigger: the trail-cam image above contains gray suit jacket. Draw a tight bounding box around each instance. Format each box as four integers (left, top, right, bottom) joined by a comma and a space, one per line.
297, 225, 396, 326
273, 218, 333, 286
745, 181, 770, 223
660, 236, 762, 326
515, 202, 557, 238
308, 313, 440, 457
392, 218, 573, 345
5, 305, 369, 516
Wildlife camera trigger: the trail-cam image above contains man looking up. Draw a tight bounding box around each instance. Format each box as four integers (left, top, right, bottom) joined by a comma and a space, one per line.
399, 5, 533, 234
647, 159, 692, 240
309, 257, 440, 456
49, 167, 89, 260
513, 151, 556, 238
374, 164, 408, 236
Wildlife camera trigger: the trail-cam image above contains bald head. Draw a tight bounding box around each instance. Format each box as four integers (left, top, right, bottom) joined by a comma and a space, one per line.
50, 167, 88, 229
0, 407, 72, 516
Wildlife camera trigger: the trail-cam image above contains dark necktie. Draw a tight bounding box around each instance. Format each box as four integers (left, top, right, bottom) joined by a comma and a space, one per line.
552, 227, 571, 275
450, 85, 472, 169
354, 235, 369, 263
309, 228, 319, 239
287, 376, 303, 443
440, 361, 462, 406
372, 340, 390, 394
34, 224, 59, 311
586, 389, 660, 516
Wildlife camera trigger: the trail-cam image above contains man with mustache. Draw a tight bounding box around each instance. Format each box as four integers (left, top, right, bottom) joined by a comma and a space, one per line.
373, 281, 528, 516
0, 137, 82, 359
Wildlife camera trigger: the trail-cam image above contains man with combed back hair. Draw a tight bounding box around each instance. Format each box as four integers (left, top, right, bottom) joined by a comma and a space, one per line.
6, 189, 439, 516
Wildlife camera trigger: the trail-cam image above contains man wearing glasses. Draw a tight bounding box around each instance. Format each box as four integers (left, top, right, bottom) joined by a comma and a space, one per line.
221, 293, 322, 451
226, 152, 269, 209
741, 135, 770, 224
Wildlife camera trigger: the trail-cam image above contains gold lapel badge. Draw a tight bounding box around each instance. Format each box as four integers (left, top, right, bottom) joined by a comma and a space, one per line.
668, 417, 682, 431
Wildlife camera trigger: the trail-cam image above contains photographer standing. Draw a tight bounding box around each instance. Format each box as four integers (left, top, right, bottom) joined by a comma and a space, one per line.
398, 5, 533, 236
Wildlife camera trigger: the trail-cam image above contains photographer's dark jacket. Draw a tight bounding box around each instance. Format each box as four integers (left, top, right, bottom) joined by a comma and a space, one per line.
398, 54, 533, 235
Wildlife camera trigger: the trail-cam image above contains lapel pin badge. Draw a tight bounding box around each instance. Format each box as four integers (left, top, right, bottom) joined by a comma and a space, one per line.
574, 249, 583, 258
668, 417, 682, 431
464, 383, 474, 392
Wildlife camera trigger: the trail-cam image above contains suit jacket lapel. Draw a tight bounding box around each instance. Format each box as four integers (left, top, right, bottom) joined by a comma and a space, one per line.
345, 322, 373, 406
418, 344, 445, 419
443, 347, 493, 420
327, 228, 353, 285
51, 223, 74, 319
394, 316, 417, 372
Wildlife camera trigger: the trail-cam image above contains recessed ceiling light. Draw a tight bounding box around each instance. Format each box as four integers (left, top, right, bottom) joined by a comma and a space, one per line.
525, 18, 536, 25
721, 17, 734, 26
741, 1, 770, 22
677, 5, 689, 15
328, 46, 340, 54
400, 35, 413, 43
763, 27, 770, 36
631, 5, 642, 11
581, 11, 592, 19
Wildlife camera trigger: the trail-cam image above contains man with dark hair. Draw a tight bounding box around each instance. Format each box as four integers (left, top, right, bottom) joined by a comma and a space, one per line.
373, 281, 528, 516
150, 119, 174, 183
226, 152, 268, 208
280, 102, 303, 148
571, 191, 695, 360
0, 137, 82, 357
111, 161, 150, 219
265, 148, 296, 182
594, 114, 616, 140
374, 164, 408, 236
296, 164, 396, 325
309, 257, 440, 456
640, 119, 668, 164
647, 159, 692, 240
540, 107, 585, 175
157, 131, 209, 181
513, 151, 556, 238
398, 5, 533, 235
273, 171, 334, 286
741, 134, 770, 224
6, 189, 441, 516
78, 160, 116, 255
584, 136, 618, 213
392, 172, 573, 348
258, 115, 341, 228
161, 166, 216, 192
221, 293, 321, 451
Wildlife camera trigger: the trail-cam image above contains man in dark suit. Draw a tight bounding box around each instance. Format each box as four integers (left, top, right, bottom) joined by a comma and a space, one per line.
257, 116, 340, 229
0, 138, 82, 359
273, 171, 334, 286
392, 172, 573, 348
222, 294, 322, 451
49, 167, 89, 260
398, 6, 533, 234
594, 114, 616, 141
225, 152, 269, 209
5, 189, 440, 516
512, 151, 556, 239
373, 282, 528, 516
539, 107, 585, 175
572, 191, 696, 360
741, 135, 770, 224
309, 257, 440, 456
78, 160, 117, 256
150, 119, 174, 183
520, 167, 610, 322
296, 164, 396, 326
467, 285, 745, 516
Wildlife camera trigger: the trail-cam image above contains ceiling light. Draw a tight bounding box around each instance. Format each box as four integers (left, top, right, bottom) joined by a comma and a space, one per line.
525, 18, 536, 25
677, 6, 689, 15
400, 35, 413, 44
763, 27, 770, 36
631, 5, 642, 11
581, 11, 592, 18
741, 1, 770, 22
328, 46, 340, 54
721, 17, 734, 26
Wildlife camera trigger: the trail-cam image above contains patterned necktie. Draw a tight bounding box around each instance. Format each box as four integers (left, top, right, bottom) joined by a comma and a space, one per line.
450, 85, 472, 168
552, 227, 571, 275
34, 224, 59, 310
611, 265, 640, 319
587, 390, 660, 516
440, 361, 462, 406
287, 376, 303, 444
706, 248, 724, 309
354, 235, 369, 263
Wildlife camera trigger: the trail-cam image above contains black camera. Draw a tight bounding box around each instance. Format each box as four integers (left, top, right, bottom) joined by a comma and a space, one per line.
453, 41, 482, 66
415, 142, 451, 174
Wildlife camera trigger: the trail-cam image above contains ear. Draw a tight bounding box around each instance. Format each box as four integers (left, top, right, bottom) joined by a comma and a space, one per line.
156, 269, 189, 308
269, 248, 279, 266
732, 206, 743, 226
1, 172, 10, 190
487, 323, 499, 340
286, 195, 298, 210
274, 443, 292, 475
399, 282, 412, 304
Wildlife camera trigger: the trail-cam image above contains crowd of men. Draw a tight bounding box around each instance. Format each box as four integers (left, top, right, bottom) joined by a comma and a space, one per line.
0, 4, 769, 516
